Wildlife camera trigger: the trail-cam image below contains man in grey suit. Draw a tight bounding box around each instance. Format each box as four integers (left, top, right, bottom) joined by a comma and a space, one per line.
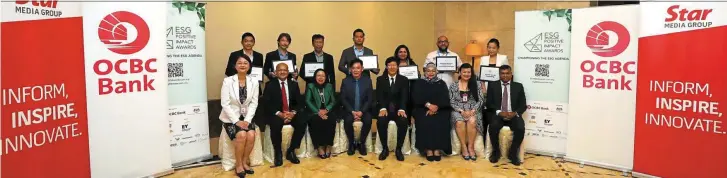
338, 28, 380, 77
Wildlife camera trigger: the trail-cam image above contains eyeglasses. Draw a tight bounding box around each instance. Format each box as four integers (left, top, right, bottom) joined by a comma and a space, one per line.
437, 40, 449, 43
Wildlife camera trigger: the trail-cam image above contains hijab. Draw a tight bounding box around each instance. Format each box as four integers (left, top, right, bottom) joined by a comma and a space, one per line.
313, 69, 328, 89
422, 62, 441, 84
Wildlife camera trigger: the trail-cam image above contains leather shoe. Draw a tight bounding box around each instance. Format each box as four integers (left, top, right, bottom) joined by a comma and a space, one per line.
286, 150, 300, 164
426, 156, 434, 162
509, 155, 521, 166
434, 155, 441, 161
489, 152, 501, 163
378, 149, 389, 160
273, 154, 283, 167
358, 142, 367, 155
347, 143, 355, 155
395, 149, 405, 161
244, 168, 254, 175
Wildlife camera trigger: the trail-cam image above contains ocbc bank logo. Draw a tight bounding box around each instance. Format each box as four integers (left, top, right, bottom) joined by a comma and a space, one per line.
585, 21, 630, 58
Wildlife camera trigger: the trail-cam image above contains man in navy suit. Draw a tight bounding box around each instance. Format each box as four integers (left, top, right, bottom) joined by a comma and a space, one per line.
339, 58, 373, 156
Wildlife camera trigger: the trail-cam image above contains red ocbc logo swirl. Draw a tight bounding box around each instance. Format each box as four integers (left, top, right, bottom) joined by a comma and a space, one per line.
585, 21, 630, 57
98, 11, 150, 55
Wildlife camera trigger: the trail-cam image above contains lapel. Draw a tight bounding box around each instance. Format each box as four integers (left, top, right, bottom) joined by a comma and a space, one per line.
509, 82, 517, 104
231, 75, 242, 105
494, 81, 503, 105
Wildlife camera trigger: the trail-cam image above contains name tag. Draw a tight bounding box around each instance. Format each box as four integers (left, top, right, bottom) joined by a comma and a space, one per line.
462, 93, 468, 102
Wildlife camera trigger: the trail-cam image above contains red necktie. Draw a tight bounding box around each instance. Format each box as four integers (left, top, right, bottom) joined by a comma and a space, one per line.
281, 81, 289, 111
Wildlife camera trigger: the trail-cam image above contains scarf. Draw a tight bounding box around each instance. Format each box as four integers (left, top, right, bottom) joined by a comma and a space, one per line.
422, 63, 441, 84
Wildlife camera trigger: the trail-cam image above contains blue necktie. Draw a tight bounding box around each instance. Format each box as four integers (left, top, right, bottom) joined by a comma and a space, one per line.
354, 80, 360, 111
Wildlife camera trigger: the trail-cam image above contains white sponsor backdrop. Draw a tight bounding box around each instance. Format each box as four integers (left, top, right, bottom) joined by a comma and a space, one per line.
83, 2, 172, 177
514, 9, 572, 155
567, 5, 639, 171
166, 1, 211, 166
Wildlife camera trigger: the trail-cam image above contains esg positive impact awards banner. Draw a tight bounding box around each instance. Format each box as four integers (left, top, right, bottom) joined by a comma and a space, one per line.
634, 2, 727, 178
166, 1, 211, 166
514, 9, 571, 155
1, 1, 90, 177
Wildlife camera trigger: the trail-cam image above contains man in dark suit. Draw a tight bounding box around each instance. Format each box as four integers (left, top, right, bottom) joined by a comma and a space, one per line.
375, 57, 410, 161
298, 34, 336, 87
340, 59, 374, 156
226, 32, 264, 77
338, 28, 379, 77
485, 65, 527, 166
264, 33, 298, 80
263, 63, 303, 167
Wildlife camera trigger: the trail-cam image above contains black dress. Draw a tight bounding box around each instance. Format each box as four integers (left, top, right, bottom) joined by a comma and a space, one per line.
223, 86, 257, 140
413, 79, 452, 155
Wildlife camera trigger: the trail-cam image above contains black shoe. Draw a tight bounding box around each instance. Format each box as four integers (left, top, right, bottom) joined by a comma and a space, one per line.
286, 150, 300, 164
462, 154, 471, 161
395, 149, 405, 161
358, 142, 367, 155
471, 155, 477, 161
235, 167, 246, 178
434, 155, 441, 161
378, 149, 389, 160
509, 155, 521, 166
319, 153, 326, 159
325, 152, 331, 158
347, 143, 355, 155
426, 155, 434, 162
274, 153, 283, 167
244, 168, 254, 175
489, 152, 501, 163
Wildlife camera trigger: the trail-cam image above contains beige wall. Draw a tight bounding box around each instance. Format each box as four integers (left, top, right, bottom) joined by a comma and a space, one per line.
205, 1, 590, 99
434, 1, 591, 72
206, 2, 436, 99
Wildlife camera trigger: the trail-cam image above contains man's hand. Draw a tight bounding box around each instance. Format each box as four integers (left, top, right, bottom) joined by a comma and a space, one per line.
378, 110, 387, 117
498, 111, 508, 118
277, 112, 286, 119
397, 111, 407, 118
284, 118, 291, 124
236, 121, 249, 130
430, 104, 439, 113
292, 69, 299, 79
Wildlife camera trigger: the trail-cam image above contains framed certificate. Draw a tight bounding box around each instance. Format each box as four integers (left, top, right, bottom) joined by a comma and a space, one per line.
479, 66, 499, 81
399, 65, 419, 80
250, 67, 263, 82
435, 56, 458, 72
358, 55, 378, 70
303, 62, 324, 77
272, 60, 295, 72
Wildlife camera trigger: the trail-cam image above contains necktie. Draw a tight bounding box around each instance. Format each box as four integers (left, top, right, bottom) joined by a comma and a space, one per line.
354, 80, 360, 111
281, 81, 289, 111
501, 82, 509, 112
390, 77, 394, 86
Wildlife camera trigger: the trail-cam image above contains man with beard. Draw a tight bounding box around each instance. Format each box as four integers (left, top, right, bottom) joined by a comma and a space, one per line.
425, 36, 463, 86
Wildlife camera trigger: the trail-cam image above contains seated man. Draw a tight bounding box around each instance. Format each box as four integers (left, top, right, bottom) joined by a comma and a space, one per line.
263, 63, 303, 167
375, 57, 410, 161
485, 65, 527, 166
340, 58, 374, 156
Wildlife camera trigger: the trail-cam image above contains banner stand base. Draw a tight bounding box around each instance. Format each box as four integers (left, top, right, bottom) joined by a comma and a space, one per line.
525, 149, 565, 158
144, 168, 174, 178
564, 156, 632, 177
172, 154, 214, 168
632, 172, 661, 178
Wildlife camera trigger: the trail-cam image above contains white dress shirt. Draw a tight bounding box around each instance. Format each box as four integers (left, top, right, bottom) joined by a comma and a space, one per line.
275, 79, 293, 115
243, 50, 254, 63
425, 49, 462, 86
495, 80, 513, 117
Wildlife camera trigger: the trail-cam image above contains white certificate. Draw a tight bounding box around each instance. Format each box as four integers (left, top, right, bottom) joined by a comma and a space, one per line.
250, 67, 263, 82
479, 66, 499, 81
273, 60, 295, 73
399, 65, 419, 80
304, 62, 324, 77
358, 55, 378, 70
435, 56, 458, 72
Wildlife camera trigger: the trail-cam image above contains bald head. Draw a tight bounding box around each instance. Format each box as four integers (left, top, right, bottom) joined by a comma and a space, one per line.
275, 63, 289, 80
437, 36, 449, 52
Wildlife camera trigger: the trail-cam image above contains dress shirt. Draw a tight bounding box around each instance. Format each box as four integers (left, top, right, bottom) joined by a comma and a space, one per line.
275, 79, 293, 116
353, 45, 364, 57
244, 50, 254, 63
278, 49, 289, 60
315, 51, 325, 62
495, 80, 514, 117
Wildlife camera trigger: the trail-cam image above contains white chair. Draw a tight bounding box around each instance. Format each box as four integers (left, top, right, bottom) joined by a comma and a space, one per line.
450, 129, 486, 157
410, 124, 419, 155
484, 126, 526, 163
374, 121, 412, 154
332, 120, 348, 154
263, 125, 294, 163
219, 126, 264, 171
353, 121, 375, 153
294, 126, 316, 158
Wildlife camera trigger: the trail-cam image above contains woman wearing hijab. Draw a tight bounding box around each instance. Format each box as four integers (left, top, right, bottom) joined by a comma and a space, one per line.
220, 54, 259, 177
384, 45, 420, 124
412, 63, 452, 162
304, 69, 337, 159
449, 63, 484, 161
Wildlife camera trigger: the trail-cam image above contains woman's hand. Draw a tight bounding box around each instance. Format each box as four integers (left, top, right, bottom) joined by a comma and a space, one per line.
236, 121, 249, 130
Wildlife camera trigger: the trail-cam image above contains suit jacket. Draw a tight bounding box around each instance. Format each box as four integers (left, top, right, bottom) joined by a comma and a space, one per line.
340, 76, 373, 114
299, 51, 336, 87
219, 74, 260, 124
263, 78, 302, 119
478, 54, 509, 67
226, 50, 264, 77
485, 80, 527, 117
375, 74, 409, 113
338, 46, 378, 76
263, 50, 297, 80
304, 83, 337, 113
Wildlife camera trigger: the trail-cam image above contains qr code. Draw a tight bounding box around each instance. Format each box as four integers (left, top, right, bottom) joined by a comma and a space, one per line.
168, 63, 184, 78
535, 64, 550, 77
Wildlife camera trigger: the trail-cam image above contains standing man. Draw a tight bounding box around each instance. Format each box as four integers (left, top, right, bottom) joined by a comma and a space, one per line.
338, 28, 379, 77
340, 59, 374, 156
375, 57, 410, 161
226, 32, 264, 77
425, 35, 463, 86
263, 63, 302, 167
485, 65, 526, 166
264, 33, 298, 80
299, 34, 336, 87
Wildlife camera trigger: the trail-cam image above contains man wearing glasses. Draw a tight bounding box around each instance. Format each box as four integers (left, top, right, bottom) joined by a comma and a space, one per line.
425, 36, 462, 86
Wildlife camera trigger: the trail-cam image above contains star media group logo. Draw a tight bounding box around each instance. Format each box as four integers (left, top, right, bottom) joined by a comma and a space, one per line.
98, 11, 150, 55
585, 21, 630, 57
